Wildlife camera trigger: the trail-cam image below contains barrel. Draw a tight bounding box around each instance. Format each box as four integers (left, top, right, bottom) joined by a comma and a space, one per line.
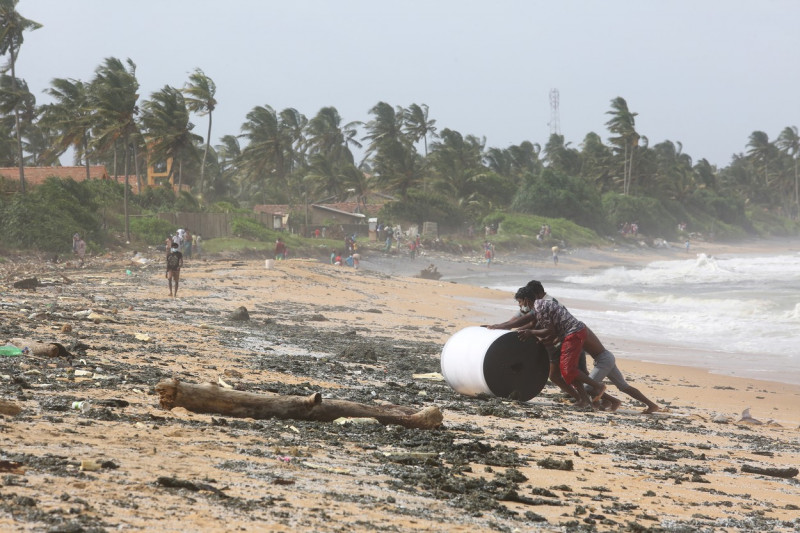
440, 326, 550, 401
265, 259, 275, 269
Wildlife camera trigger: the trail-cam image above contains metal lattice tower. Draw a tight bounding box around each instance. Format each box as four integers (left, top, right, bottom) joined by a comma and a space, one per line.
549, 88, 561, 136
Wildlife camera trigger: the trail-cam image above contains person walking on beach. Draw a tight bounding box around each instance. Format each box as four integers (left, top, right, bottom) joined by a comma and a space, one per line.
275, 238, 287, 260
75, 236, 87, 267
166, 241, 183, 298
552, 245, 559, 265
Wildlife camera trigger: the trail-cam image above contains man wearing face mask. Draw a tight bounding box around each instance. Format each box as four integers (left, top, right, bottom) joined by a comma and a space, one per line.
166, 242, 184, 298
487, 286, 600, 407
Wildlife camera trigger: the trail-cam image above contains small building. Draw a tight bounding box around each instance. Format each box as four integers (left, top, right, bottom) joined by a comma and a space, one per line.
253, 204, 290, 230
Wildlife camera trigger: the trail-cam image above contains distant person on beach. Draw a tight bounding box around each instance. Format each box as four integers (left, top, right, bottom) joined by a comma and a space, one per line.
183, 228, 192, 259
75, 236, 87, 267
72, 232, 80, 253
685, 239, 690, 253
166, 241, 183, 298
275, 238, 287, 260
552, 245, 559, 265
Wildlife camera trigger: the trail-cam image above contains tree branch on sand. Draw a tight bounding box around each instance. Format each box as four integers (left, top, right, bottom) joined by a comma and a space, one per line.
155, 378, 443, 429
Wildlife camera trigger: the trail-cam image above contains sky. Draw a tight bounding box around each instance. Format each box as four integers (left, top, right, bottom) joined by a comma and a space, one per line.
14, 0, 800, 168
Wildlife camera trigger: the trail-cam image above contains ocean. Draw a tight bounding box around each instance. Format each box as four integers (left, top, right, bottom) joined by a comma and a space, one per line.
453, 250, 800, 386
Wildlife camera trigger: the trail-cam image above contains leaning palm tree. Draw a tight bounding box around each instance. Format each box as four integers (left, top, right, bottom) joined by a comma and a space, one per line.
89, 57, 140, 241
746, 131, 773, 186
777, 126, 800, 208
402, 103, 437, 158
0, 0, 41, 192
182, 68, 216, 195
605, 97, 639, 195
40, 78, 93, 178
238, 105, 297, 197
141, 85, 203, 193
306, 106, 361, 166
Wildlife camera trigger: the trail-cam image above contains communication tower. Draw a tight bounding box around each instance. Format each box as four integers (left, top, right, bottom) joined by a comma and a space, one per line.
548, 88, 561, 136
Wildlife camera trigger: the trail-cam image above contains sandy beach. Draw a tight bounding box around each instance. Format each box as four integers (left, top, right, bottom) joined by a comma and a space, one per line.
1, 239, 799, 532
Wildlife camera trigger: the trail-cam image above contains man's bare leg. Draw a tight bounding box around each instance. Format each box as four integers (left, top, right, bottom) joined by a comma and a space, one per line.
621, 386, 660, 413
572, 371, 606, 403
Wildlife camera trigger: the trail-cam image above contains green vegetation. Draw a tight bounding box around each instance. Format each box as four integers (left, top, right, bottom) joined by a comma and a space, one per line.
0, 2, 798, 254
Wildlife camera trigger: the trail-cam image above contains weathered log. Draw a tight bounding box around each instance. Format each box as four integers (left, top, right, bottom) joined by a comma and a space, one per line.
155, 378, 443, 429
741, 464, 799, 479
10, 338, 71, 358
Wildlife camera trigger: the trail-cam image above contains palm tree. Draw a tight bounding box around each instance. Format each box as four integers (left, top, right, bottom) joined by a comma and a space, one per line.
428, 128, 485, 201
306, 106, 361, 166
40, 78, 93, 177
403, 103, 437, 157
214, 134, 241, 194
605, 97, 639, 195
90, 57, 140, 241
238, 105, 299, 199
0, 0, 40, 192
363, 102, 419, 195
746, 130, 773, 186
182, 68, 216, 195
777, 126, 800, 209
141, 85, 202, 193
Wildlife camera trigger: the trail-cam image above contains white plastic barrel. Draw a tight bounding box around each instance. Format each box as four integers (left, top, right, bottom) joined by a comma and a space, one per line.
440, 326, 549, 401
265, 259, 275, 269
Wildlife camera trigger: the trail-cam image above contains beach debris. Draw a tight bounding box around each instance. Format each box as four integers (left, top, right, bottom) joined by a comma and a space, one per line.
13, 277, 41, 290
0, 461, 25, 474
333, 416, 380, 426
80, 460, 101, 472
736, 407, 764, 425
712, 413, 732, 424
217, 376, 234, 389
229, 306, 250, 321
300, 462, 351, 475
0, 400, 22, 416
156, 476, 229, 497
537, 457, 574, 471
412, 372, 444, 381
155, 378, 443, 429
134, 333, 152, 342
741, 464, 799, 479
10, 338, 72, 358
417, 264, 442, 280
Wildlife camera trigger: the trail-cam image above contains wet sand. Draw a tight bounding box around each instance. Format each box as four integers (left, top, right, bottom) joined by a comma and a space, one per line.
1, 241, 799, 532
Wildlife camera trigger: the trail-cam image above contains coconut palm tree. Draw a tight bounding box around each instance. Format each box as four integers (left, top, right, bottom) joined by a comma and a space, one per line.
605, 97, 639, 195
141, 85, 203, 193
89, 57, 140, 241
363, 102, 419, 196
777, 126, 800, 209
40, 78, 93, 177
306, 106, 361, 166
182, 68, 216, 195
402, 103, 437, 158
0, 0, 40, 192
238, 105, 299, 200
746, 130, 773, 186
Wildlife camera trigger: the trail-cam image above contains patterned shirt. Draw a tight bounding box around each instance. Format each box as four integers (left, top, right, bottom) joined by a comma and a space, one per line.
532, 298, 584, 338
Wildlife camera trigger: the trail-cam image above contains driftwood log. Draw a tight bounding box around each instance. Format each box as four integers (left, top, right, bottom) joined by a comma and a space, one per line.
10, 338, 71, 358
155, 378, 443, 429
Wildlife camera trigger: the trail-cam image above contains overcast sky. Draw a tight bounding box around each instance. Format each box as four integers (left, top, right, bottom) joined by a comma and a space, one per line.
16, 0, 800, 167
